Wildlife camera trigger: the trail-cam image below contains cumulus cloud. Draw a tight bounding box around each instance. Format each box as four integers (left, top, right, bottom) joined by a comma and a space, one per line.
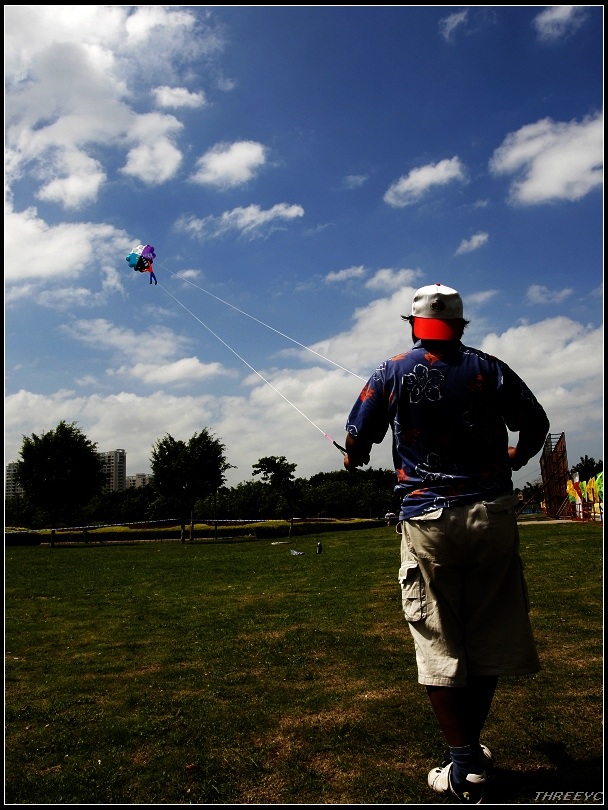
480, 316, 601, 389
35, 151, 107, 209
4, 302, 603, 489
153, 86, 207, 108
190, 140, 268, 188
5, 5, 223, 209
120, 112, 184, 184
489, 113, 603, 204
455, 232, 489, 255
384, 157, 467, 207
4, 202, 130, 285
61, 319, 191, 366
114, 357, 231, 385
175, 203, 304, 240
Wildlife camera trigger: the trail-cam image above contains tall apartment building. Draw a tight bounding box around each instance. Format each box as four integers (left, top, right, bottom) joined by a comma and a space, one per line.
98, 449, 127, 493
5, 462, 24, 498
6, 449, 128, 496
126, 473, 153, 488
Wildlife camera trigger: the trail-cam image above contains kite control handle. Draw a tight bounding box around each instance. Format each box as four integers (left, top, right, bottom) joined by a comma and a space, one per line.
324, 434, 346, 455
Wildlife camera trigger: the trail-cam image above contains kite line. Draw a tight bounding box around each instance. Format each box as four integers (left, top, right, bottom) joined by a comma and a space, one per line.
156, 262, 366, 381
158, 284, 348, 456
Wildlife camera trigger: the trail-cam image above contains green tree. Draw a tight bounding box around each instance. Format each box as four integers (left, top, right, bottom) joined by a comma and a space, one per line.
87, 484, 156, 525
208, 480, 272, 520
303, 468, 398, 518
4, 493, 47, 530
252, 456, 298, 520
150, 430, 233, 541
570, 455, 603, 481
252, 456, 297, 487
15, 421, 106, 535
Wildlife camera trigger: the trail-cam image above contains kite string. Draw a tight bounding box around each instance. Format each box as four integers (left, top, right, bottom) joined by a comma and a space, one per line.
156, 262, 366, 382
160, 285, 347, 454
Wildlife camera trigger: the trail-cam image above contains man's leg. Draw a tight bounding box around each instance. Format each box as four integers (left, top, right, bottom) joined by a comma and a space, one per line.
427, 675, 498, 797
426, 676, 498, 746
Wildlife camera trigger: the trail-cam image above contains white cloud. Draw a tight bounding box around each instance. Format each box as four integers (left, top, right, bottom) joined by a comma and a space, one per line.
6, 305, 601, 489
532, 6, 589, 41
4, 283, 38, 305
175, 203, 305, 240
466, 289, 499, 309
489, 113, 603, 204
455, 232, 489, 255
525, 285, 574, 305
36, 288, 108, 309
190, 140, 268, 188
384, 157, 467, 208
343, 174, 369, 189
61, 319, 192, 366
480, 317, 602, 391
36, 151, 107, 209
115, 358, 232, 385
4, 202, 130, 285
175, 269, 202, 281
120, 112, 184, 184
438, 10, 468, 42
302, 288, 418, 376
324, 266, 366, 283
153, 86, 207, 108
3, 7, 602, 496
365, 268, 423, 292
5, 6, 223, 209
121, 139, 184, 185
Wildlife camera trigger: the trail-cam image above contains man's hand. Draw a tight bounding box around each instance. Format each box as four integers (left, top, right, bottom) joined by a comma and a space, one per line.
508, 445, 527, 471
344, 434, 371, 470
343, 452, 370, 471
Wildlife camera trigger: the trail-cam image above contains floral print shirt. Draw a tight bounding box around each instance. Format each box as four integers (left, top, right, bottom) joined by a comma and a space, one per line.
345, 340, 548, 519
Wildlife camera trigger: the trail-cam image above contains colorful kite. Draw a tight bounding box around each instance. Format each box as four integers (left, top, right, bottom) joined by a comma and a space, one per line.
126, 244, 156, 269
126, 244, 157, 284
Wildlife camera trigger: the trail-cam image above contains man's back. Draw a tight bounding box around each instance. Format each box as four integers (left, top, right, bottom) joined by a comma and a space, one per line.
346, 340, 548, 518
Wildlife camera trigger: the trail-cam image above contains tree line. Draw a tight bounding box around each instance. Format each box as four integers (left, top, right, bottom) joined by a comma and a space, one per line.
6, 421, 601, 532
6, 421, 401, 531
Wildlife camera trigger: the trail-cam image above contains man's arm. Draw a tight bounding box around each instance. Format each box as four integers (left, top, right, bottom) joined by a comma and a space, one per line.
343, 433, 372, 471
508, 408, 550, 471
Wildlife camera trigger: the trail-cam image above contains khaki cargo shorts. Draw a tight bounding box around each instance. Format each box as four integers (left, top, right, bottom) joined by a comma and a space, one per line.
398, 495, 541, 686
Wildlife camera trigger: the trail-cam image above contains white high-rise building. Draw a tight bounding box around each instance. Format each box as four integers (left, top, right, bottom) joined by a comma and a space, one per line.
5, 462, 24, 498
126, 473, 153, 488
98, 449, 127, 492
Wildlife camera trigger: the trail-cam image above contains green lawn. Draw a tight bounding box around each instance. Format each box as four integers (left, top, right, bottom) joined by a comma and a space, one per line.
4, 521, 603, 804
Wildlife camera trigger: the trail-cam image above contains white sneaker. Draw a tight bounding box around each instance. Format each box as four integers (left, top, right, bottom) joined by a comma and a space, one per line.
480, 744, 494, 769
428, 760, 487, 804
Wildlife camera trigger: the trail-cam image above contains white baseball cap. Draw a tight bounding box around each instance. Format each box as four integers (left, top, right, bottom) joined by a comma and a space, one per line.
402, 283, 464, 340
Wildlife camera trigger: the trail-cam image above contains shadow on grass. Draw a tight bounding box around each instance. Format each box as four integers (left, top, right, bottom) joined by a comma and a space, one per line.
485, 743, 603, 804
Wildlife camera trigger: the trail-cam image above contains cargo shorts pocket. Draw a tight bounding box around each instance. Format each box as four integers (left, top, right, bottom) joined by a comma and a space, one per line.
398, 560, 426, 622
482, 493, 519, 513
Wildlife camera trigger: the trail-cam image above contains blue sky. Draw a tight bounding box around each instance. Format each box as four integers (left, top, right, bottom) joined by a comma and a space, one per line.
5, 5, 603, 490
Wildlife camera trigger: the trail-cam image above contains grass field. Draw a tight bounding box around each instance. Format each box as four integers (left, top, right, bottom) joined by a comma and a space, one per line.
4, 520, 603, 804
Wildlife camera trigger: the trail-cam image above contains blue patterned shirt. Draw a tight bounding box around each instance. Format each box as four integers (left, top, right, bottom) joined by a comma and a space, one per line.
345, 340, 549, 519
